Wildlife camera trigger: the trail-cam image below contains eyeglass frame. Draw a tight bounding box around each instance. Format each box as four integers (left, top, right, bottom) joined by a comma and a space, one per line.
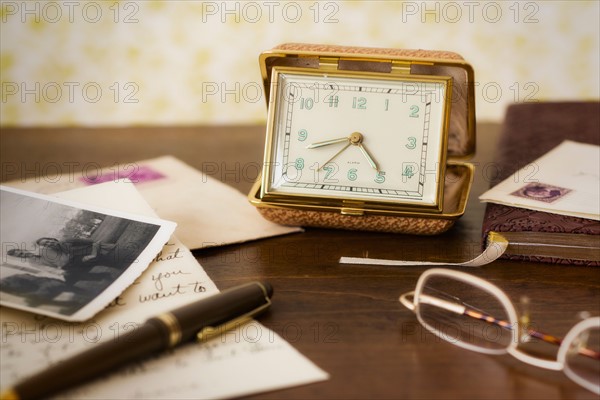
399, 268, 600, 395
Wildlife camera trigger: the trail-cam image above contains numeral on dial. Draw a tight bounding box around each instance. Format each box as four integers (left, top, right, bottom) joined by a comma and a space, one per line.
374, 171, 386, 184
406, 136, 417, 150
323, 164, 338, 181
326, 95, 339, 108
295, 158, 305, 170
300, 98, 314, 110
347, 168, 358, 181
403, 165, 415, 178
352, 97, 367, 109
298, 129, 308, 141
409, 105, 419, 118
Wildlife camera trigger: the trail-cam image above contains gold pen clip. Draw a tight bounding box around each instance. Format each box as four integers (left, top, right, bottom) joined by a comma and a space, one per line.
196, 295, 272, 342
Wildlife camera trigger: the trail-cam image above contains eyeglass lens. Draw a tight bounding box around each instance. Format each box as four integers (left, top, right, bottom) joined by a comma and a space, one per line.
564, 325, 600, 391
417, 275, 513, 352
417, 274, 600, 393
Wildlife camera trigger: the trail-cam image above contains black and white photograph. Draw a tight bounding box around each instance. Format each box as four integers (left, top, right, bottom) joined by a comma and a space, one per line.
0, 186, 176, 321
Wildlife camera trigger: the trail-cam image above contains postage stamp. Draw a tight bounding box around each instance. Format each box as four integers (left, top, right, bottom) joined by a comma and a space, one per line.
80, 165, 166, 185
510, 182, 572, 204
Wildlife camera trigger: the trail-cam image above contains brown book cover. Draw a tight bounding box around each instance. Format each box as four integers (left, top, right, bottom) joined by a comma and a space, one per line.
482, 102, 600, 266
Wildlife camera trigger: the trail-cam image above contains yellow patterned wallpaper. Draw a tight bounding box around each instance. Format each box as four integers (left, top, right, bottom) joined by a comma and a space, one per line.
1, 0, 598, 126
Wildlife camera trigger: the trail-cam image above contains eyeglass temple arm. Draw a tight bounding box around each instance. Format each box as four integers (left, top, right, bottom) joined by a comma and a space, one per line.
416, 293, 555, 339
464, 310, 599, 360
401, 292, 468, 315
403, 292, 599, 360
416, 293, 467, 315
416, 293, 557, 342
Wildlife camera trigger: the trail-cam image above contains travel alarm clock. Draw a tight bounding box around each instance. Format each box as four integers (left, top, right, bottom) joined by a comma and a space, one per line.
249, 43, 476, 235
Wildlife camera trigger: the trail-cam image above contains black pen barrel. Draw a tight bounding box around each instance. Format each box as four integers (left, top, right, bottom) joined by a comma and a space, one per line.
11, 320, 169, 400
171, 281, 273, 342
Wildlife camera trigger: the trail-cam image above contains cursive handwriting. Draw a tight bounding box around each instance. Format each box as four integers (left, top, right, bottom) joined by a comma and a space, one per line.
107, 296, 127, 308
152, 269, 191, 291
152, 244, 184, 263
138, 281, 206, 303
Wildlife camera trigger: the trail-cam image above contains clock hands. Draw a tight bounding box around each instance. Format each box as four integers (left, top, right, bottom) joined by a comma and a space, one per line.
307, 132, 379, 171
356, 142, 378, 171
320, 142, 351, 168
306, 136, 349, 149
348, 132, 380, 171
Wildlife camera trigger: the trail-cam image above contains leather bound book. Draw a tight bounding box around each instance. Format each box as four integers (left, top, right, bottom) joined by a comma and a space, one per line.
482, 102, 600, 266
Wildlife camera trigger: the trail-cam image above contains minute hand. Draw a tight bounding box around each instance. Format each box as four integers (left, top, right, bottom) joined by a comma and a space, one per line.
306, 137, 349, 149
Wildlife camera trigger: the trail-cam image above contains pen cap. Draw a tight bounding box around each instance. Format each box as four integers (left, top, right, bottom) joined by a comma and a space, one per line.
169, 281, 273, 341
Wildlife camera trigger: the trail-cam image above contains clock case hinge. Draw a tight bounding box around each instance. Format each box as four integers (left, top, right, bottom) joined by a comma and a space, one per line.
390, 60, 412, 75
318, 56, 339, 70
341, 200, 366, 216
318, 56, 412, 75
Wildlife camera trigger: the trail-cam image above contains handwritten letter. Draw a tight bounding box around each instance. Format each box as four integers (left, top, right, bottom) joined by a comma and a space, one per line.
0, 182, 328, 398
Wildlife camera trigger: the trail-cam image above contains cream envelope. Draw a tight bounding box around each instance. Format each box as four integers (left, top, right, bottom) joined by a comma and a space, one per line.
6, 156, 301, 249
479, 141, 600, 221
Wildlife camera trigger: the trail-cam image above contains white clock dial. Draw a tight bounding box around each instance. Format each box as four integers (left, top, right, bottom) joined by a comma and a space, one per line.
263, 68, 450, 209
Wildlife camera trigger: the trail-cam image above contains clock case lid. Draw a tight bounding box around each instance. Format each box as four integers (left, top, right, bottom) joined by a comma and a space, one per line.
260, 43, 476, 159
250, 43, 476, 224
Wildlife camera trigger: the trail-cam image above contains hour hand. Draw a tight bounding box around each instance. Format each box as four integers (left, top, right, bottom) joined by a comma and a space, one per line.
306, 136, 349, 149
357, 143, 379, 171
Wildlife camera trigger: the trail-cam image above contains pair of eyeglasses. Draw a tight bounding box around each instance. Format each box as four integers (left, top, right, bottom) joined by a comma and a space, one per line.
399, 268, 600, 394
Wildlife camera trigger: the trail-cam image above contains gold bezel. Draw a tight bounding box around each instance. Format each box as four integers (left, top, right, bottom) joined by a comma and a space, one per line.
259, 66, 453, 215
249, 161, 474, 220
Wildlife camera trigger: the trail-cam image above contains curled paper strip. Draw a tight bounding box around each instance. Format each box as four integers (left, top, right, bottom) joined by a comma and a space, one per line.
339, 232, 509, 267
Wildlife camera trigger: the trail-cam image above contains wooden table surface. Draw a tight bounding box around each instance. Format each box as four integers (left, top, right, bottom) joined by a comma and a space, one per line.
1, 124, 599, 399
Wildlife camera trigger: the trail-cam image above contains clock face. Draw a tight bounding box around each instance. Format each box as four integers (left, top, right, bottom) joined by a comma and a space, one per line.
262, 68, 451, 210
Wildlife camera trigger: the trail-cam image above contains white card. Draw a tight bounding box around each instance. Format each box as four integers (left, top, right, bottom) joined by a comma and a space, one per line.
479, 141, 600, 220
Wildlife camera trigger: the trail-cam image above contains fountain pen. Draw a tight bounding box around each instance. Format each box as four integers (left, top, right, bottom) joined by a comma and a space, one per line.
1, 281, 273, 400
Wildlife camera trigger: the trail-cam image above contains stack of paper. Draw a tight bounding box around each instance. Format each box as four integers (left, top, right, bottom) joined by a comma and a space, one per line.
1, 169, 328, 398
5, 156, 302, 249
